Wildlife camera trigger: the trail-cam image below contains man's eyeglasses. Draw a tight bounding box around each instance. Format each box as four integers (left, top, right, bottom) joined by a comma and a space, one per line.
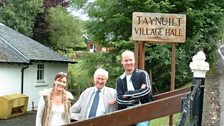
57, 72, 67, 76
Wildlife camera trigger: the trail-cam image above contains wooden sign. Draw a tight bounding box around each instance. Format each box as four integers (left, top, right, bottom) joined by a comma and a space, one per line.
132, 12, 186, 43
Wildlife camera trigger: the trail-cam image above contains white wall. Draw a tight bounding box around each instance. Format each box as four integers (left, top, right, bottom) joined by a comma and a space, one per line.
0, 64, 22, 95
0, 62, 68, 111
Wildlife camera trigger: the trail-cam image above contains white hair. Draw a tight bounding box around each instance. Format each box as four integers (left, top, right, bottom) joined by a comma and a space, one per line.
94, 68, 108, 79
121, 50, 135, 59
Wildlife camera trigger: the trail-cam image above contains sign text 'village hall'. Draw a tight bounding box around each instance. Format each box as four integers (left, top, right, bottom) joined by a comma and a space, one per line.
132, 12, 186, 43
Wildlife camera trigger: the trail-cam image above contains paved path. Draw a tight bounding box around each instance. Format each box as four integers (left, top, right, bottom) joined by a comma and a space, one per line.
0, 111, 36, 126
202, 44, 224, 126
218, 45, 224, 126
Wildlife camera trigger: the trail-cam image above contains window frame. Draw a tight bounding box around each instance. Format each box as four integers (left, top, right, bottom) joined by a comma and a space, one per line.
35, 63, 47, 86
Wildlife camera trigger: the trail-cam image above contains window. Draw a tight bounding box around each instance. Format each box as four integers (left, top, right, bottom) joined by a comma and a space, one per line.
90, 44, 96, 52
37, 64, 45, 81
35, 64, 48, 87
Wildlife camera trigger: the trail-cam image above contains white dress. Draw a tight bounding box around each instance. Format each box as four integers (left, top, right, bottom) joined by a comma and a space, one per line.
49, 104, 66, 126
36, 96, 66, 126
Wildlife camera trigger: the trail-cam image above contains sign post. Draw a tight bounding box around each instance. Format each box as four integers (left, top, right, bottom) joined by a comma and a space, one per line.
132, 12, 186, 126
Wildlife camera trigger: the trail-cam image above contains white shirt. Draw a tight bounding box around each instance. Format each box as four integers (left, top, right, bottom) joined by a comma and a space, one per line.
87, 87, 106, 118
126, 74, 134, 91
126, 74, 141, 107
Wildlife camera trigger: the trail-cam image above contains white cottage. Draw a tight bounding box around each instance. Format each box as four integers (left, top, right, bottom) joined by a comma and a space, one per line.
0, 23, 76, 110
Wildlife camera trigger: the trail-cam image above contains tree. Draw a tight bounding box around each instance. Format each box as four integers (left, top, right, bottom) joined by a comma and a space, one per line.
71, 0, 224, 93
46, 6, 81, 51
32, 0, 70, 47
0, 0, 43, 37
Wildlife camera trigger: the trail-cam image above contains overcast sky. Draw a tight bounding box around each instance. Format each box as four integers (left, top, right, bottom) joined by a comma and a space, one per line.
68, 0, 95, 21
70, 9, 89, 21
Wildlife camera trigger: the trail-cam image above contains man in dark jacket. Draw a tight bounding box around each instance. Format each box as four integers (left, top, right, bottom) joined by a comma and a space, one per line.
116, 50, 153, 126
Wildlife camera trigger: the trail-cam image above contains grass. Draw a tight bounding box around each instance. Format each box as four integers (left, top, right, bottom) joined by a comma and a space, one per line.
149, 83, 190, 126
150, 113, 180, 126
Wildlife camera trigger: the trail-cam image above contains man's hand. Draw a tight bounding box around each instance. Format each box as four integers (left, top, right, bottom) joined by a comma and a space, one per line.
108, 99, 116, 106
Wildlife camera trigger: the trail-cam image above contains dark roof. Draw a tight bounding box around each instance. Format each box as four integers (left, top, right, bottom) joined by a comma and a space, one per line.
0, 38, 28, 63
82, 34, 92, 43
0, 23, 76, 64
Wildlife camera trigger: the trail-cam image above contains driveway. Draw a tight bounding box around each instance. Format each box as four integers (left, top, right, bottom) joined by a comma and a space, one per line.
218, 44, 224, 125
0, 111, 36, 126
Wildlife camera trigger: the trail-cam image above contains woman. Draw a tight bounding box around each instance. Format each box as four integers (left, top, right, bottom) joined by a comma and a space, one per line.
36, 72, 74, 126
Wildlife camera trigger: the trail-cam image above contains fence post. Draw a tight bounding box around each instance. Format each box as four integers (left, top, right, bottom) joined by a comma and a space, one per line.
189, 51, 209, 126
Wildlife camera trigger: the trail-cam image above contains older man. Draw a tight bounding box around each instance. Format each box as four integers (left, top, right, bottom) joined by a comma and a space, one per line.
116, 50, 153, 126
71, 68, 117, 121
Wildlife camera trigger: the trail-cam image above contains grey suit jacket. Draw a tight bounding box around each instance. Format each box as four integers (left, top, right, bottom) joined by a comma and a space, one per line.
71, 86, 117, 120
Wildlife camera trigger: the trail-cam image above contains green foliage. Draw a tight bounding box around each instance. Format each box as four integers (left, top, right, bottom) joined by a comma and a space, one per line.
71, 0, 224, 93
74, 52, 120, 88
68, 53, 117, 93
0, 0, 43, 37
77, 0, 178, 43
70, 0, 88, 9
145, 44, 173, 92
68, 60, 92, 92
46, 6, 82, 51
68, 40, 134, 90
32, 0, 70, 48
